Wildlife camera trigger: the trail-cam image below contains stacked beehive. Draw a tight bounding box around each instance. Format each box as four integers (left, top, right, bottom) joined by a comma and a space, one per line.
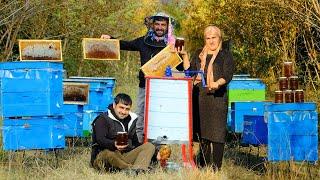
227, 75, 266, 133
265, 103, 318, 162
1, 62, 65, 150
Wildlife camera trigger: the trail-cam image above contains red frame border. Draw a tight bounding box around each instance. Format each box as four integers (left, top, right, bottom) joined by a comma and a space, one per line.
143, 77, 195, 167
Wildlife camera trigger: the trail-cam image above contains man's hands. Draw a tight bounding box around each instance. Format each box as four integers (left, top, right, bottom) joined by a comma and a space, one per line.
169, 44, 187, 55
114, 141, 128, 151
170, 44, 190, 70
101, 34, 111, 39
175, 45, 187, 57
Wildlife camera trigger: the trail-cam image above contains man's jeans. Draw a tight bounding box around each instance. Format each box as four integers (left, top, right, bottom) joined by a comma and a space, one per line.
93, 142, 155, 171
136, 87, 145, 143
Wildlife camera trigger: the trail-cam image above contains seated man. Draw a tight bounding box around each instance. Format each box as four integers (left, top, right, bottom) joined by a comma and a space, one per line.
90, 93, 155, 173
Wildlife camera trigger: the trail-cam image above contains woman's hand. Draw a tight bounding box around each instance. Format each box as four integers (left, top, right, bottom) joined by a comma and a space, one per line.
208, 81, 219, 90
208, 79, 225, 90
199, 46, 208, 63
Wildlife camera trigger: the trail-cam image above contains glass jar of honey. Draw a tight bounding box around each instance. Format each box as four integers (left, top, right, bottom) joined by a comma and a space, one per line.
289, 76, 298, 90
279, 77, 288, 91
294, 89, 304, 103
284, 90, 294, 103
116, 132, 128, 146
274, 90, 284, 103
284, 61, 293, 77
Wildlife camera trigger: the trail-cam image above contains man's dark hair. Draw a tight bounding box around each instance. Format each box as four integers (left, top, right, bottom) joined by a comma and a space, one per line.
114, 93, 132, 106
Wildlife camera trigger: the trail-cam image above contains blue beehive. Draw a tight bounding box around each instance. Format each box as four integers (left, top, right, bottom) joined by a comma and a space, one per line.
241, 115, 268, 145
69, 77, 115, 108
82, 110, 102, 137
65, 77, 115, 111
64, 79, 106, 110
265, 103, 318, 162
227, 75, 266, 130
231, 101, 268, 133
2, 116, 65, 150
64, 104, 84, 137
65, 77, 115, 137
0, 62, 64, 117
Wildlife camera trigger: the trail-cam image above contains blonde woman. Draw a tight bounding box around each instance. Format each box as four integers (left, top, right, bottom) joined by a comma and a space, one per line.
180, 26, 235, 170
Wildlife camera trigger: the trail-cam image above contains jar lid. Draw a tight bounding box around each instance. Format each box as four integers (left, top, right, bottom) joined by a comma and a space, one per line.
176, 37, 184, 40
289, 76, 298, 78
295, 89, 303, 92
279, 77, 287, 79
285, 90, 292, 92
284, 61, 293, 64
275, 90, 283, 93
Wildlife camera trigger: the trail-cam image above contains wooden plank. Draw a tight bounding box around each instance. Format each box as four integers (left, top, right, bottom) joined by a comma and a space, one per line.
82, 38, 120, 60
141, 45, 182, 77
19, 40, 63, 61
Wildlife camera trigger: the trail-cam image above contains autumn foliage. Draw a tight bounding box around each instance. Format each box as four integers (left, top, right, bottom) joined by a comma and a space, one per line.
0, 0, 319, 105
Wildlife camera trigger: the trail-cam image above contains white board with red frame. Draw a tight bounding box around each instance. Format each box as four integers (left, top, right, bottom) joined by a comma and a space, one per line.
144, 77, 193, 144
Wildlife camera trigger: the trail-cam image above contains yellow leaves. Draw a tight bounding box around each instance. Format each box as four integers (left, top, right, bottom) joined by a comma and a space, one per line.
141, 0, 157, 7
220, 0, 226, 7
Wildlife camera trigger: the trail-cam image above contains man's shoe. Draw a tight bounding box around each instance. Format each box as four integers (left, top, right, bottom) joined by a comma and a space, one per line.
122, 169, 138, 176
134, 168, 147, 175
147, 166, 156, 173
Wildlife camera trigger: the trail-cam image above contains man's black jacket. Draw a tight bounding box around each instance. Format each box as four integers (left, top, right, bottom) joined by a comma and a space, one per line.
120, 36, 165, 88
90, 108, 140, 166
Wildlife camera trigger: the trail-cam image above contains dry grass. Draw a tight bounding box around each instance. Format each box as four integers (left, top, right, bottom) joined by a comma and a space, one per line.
0, 139, 319, 180
0, 146, 226, 180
